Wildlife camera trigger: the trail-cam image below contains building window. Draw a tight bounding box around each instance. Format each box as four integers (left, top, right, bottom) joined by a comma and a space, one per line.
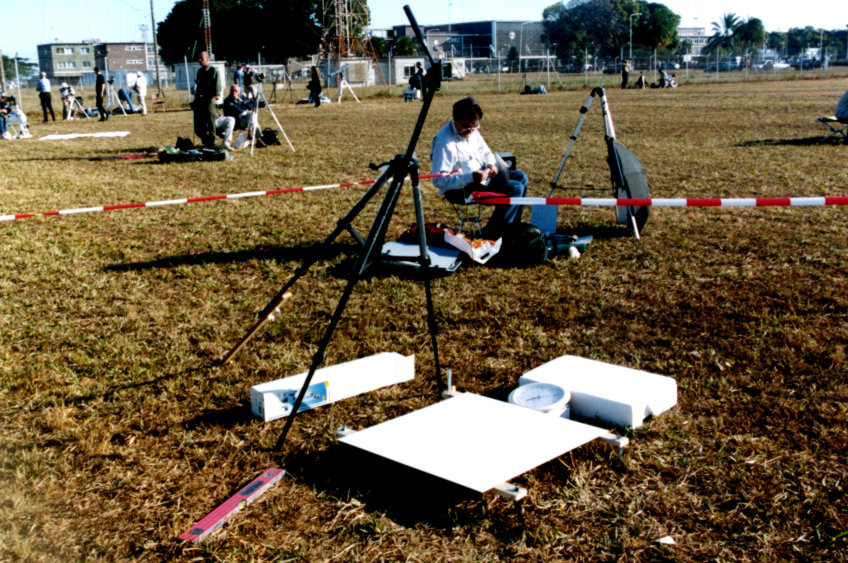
403, 65, 416, 78
127, 59, 144, 65
56, 47, 74, 54
147, 59, 155, 67
57, 61, 76, 68
82, 61, 92, 67
125, 45, 142, 51
80, 47, 90, 54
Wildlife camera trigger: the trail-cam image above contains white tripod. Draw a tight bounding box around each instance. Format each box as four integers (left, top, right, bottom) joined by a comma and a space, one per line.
248, 87, 295, 156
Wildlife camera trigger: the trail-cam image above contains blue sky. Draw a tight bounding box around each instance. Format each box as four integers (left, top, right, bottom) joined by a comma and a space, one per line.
3, 0, 845, 64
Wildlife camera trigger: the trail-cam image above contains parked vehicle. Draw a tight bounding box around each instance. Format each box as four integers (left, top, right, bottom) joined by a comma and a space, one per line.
791, 58, 820, 70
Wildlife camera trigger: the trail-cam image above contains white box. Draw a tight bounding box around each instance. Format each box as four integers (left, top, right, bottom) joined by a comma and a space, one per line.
250, 353, 415, 421
519, 355, 677, 428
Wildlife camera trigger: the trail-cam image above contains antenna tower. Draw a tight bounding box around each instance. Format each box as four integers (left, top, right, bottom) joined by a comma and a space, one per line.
202, 0, 213, 57
323, 0, 385, 84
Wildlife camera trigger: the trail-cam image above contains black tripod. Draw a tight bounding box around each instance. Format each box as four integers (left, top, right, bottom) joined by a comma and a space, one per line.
221, 5, 444, 452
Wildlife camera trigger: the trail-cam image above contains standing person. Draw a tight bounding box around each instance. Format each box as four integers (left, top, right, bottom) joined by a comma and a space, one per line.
621, 60, 630, 89
408, 61, 424, 97
306, 66, 322, 107
430, 97, 527, 236
192, 51, 222, 148
36, 71, 55, 122
94, 67, 109, 121
233, 64, 244, 89
243, 64, 259, 99
133, 71, 148, 115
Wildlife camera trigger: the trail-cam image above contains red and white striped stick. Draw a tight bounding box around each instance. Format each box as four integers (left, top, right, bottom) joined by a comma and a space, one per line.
470, 194, 848, 207
0, 172, 455, 222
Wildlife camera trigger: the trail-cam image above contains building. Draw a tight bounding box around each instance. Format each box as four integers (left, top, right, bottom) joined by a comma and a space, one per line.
391, 20, 546, 66
38, 41, 169, 87
677, 27, 709, 59
36, 42, 97, 80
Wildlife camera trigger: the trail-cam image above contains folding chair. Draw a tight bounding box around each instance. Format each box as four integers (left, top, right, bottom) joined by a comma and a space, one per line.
443, 152, 517, 240
816, 116, 848, 143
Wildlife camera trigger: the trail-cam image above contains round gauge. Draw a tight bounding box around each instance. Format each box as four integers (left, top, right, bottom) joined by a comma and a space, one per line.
508, 382, 570, 415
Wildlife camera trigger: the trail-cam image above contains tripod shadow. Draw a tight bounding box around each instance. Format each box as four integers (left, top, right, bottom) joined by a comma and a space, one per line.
734, 136, 839, 147
286, 444, 482, 528
181, 399, 255, 431
103, 242, 357, 273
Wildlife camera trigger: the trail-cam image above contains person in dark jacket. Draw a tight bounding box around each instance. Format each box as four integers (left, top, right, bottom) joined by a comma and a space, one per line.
307, 66, 322, 107
193, 51, 222, 148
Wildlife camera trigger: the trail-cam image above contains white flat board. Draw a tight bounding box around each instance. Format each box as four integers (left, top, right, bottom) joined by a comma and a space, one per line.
339, 393, 606, 493
520, 355, 677, 428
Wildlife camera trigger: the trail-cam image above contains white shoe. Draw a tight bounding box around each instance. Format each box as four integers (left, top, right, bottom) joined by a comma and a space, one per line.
2, 132, 11, 140
222, 141, 233, 151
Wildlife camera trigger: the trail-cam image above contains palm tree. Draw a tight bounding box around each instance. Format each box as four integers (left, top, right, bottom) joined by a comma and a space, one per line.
707, 13, 741, 53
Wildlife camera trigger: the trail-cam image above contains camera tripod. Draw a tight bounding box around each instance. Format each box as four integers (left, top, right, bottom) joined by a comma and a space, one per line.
105, 81, 127, 116
63, 91, 90, 120
248, 87, 295, 156
221, 5, 443, 453
269, 71, 295, 104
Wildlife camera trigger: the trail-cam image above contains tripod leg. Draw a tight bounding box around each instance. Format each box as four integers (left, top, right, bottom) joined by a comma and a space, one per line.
410, 169, 442, 380
274, 162, 410, 451
221, 164, 394, 364
261, 96, 295, 152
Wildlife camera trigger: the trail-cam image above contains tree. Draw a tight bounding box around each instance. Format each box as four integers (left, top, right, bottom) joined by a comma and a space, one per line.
157, 0, 323, 65
542, 0, 678, 60
766, 31, 787, 57
633, 2, 680, 50
706, 13, 741, 55
2, 54, 37, 83
369, 36, 387, 58
506, 46, 519, 71
735, 17, 765, 56
392, 36, 421, 57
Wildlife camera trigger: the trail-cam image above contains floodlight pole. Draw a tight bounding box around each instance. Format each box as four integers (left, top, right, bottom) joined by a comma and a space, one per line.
629, 13, 640, 63
149, 0, 164, 99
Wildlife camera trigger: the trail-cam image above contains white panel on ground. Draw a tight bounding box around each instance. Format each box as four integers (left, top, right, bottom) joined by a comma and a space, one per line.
339, 393, 606, 493
519, 355, 677, 428
250, 353, 414, 421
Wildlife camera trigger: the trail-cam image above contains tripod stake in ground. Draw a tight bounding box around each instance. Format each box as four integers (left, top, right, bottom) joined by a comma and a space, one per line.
221, 5, 443, 453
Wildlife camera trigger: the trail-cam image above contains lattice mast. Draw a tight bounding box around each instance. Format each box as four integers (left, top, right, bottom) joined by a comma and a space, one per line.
323, 0, 385, 84
202, 0, 213, 58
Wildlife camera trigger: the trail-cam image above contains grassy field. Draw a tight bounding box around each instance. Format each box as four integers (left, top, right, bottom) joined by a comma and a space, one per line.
1, 75, 847, 561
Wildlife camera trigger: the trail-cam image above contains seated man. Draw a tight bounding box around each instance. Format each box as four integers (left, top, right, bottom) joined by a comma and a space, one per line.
1, 95, 31, 139
633, 72, 647, 89
215, 114, 235, 151
430, 96, 527, 237
59, 82, 76, 119
223, 84, 253, 131
0, 94, 11, 140
836, 89, 848, 121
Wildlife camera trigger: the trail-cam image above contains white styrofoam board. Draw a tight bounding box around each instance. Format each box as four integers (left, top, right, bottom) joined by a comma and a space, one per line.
339, 393, 607, 493
250, 353, 414, 421
519, 355, 677, 429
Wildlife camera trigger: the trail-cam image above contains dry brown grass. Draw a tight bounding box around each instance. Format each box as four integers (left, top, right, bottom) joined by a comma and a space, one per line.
1, 75, 847, 561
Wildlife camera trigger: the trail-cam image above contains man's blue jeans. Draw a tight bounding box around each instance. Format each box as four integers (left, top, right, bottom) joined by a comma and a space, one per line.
487, 169, 527, 229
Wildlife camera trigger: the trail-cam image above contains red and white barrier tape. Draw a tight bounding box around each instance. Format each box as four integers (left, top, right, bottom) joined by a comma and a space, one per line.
470, 194, 848, 207
1, 172, 454, 222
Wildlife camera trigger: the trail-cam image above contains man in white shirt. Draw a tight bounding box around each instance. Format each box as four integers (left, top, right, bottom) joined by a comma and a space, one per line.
430, 97, 527, 235
133, 72, 148, 115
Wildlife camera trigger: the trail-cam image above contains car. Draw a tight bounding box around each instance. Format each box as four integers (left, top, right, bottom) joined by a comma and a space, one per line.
791, 58, 820, 70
